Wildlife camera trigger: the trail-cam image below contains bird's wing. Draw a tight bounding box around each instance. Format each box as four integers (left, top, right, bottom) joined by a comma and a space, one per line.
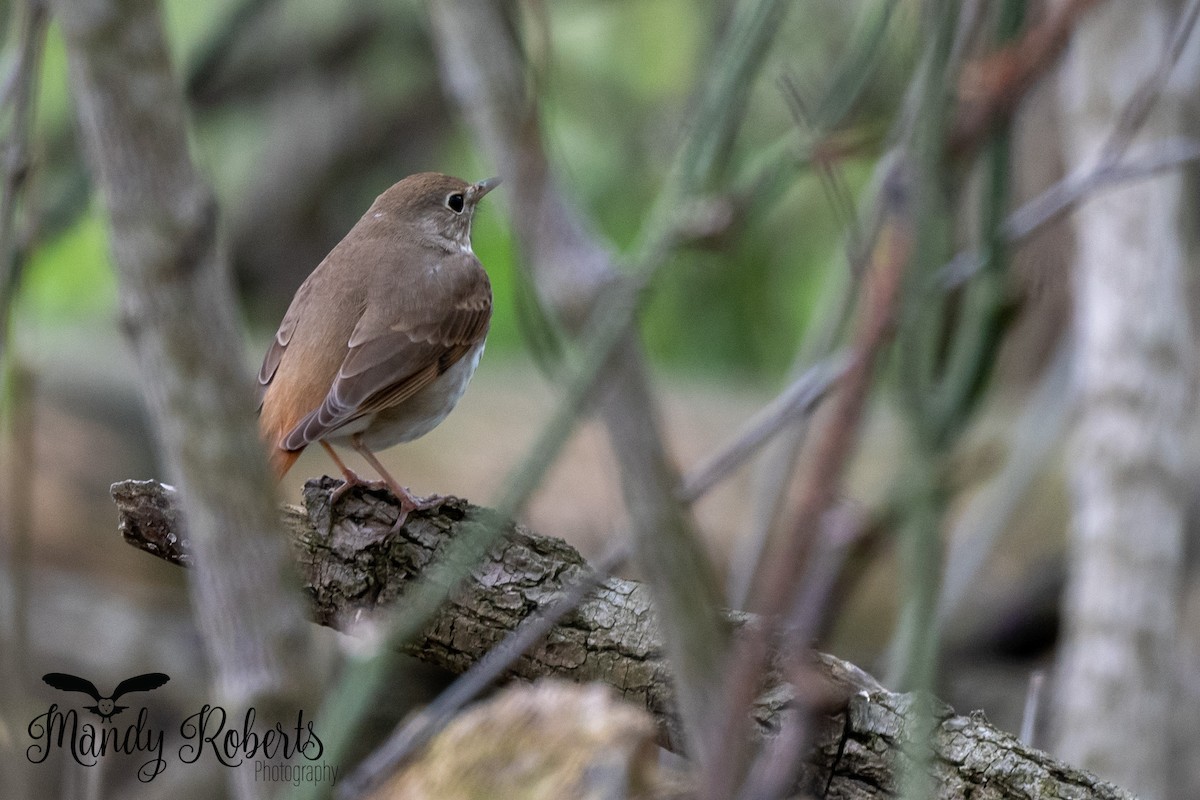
257, 271, 318, 408
43, 673, 102, 701
282, 258, 491, 450
111, 673, 170, 700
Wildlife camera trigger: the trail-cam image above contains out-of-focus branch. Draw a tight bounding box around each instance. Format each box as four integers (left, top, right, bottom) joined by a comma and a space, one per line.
0, 357, 36, 799
340, 544, 631, 799
114, 477, 1137, 800
703, 166, 916, 799
429, 0, 745, 761
0, 10, 47, 757
53, 2, 317, 796
941, 137, 1200, 286
729, 4, 899, 612
0, 0, 48, 365
949, 0, 1103, 154
678, 353, 848, 504
429, 0, 610, 322
1096, 0, 1200, 164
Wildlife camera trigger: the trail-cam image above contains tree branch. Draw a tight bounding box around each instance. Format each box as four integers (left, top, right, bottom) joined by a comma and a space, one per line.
0, 0, 49, 364
113, 477, 1134, 800
429, 0, 731, 760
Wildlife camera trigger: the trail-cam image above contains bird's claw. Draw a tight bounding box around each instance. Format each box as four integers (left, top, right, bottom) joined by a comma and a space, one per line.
387, 492, 446, 533
329, 469, 389, 506
328, 465, 447, 538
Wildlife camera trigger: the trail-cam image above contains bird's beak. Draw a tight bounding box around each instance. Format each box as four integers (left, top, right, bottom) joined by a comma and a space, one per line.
471, 176, 502, 200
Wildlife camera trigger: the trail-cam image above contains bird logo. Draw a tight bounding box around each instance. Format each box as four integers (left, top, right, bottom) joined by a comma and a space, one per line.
42, 672, 170, 722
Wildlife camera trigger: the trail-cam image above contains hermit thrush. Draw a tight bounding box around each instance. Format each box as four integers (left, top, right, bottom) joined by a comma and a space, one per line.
258, 172, 499, 526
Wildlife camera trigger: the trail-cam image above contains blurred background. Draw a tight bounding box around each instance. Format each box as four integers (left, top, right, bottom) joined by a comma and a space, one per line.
3, 0, 1199, 797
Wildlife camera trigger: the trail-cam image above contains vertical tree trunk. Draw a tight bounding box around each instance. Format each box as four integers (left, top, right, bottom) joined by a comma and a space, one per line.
55, 0, 317, 794
1054, 4, 1197, 798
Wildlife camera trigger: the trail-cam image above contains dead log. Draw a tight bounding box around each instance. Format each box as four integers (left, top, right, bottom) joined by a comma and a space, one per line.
112, 477, 1133, 800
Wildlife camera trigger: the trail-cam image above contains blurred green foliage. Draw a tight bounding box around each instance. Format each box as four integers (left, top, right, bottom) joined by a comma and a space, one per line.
16, 0, 916, 381
20, 206, 115, 319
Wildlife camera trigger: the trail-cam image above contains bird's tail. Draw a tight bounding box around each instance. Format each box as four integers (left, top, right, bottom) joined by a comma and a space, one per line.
270, 447, 301, 478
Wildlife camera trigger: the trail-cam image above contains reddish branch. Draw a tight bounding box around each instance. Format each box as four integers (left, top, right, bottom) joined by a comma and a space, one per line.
950, 0, 1104, 155
698, 168, 916, 797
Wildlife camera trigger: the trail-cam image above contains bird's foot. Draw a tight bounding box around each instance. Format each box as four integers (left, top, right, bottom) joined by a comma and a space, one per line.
387, 489, 448, 533
407, 491, 447, 511
329, 468, 389, 506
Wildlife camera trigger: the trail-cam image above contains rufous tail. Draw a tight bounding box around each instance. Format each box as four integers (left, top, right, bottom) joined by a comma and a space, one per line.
271, 447, 302, 478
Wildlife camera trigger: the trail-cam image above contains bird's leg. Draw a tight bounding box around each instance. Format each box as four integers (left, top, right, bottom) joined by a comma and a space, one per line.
350, 435, 446, 530
321, 441, 387, 505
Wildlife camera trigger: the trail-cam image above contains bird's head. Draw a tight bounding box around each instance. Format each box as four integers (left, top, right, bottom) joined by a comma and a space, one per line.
371, 172, 501, 253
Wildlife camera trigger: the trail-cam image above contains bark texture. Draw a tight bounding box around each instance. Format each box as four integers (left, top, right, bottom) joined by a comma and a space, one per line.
115, 477, 1134, 800
1055, 3, 1198, 798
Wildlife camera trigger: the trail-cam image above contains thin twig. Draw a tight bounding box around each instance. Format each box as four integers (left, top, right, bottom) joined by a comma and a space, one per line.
337, 544, 631, 800
1020, 670, 1046, 747
941, 0, 1200, 288
1097, 0, 1200, 164
948, 0, 1103, 154
936, 337, 1073, 624
0, 0, 49, 367
739, 502, 868, 799
779, 75, 860, 244
727, 3, 899, 608
1005, 138, 1200, 240
940, 138, 1200, 287
678, 353, 848, 504
700, 163, 915, 800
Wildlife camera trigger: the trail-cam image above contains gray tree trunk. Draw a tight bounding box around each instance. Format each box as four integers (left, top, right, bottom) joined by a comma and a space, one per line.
1054, 4, 1198, 798
54, 0, 318, 795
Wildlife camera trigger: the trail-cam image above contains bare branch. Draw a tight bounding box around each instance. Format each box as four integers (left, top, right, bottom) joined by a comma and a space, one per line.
703, 163, 916, 798
1097, 0, 1200, 163
678, 353, 848, 504
948, 0, 1103, 155
429, 0, 734, 762
1020, 670, 1047, 747
0, 0, 49, 364
940, 137, 1200, 287
937, 0, 1200, 289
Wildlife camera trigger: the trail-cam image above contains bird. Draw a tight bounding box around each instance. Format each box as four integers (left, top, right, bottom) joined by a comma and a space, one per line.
42, 672, 170, 722
258, 172, 498, 529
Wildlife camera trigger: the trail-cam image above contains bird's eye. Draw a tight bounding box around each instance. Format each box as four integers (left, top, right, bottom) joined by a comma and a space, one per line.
446, 193, 465, 214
